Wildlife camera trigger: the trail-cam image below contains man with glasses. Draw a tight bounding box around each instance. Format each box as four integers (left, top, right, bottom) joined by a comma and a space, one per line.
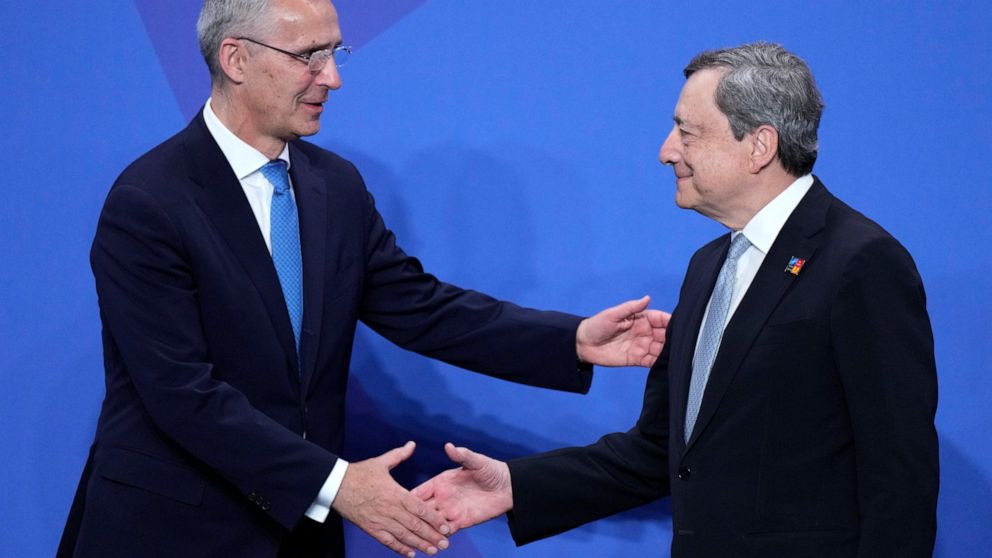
56, 1, 668, 557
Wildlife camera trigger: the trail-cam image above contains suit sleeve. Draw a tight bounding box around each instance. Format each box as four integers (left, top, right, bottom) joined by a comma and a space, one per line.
503, 343, 672, 544
356, 187, 592, 393
91, 184, 335, 530
830, 236, 939, 557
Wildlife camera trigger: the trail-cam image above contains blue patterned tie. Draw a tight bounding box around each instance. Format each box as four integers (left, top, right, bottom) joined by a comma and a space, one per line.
261, 160, 303, 363
684, 233, 752, 441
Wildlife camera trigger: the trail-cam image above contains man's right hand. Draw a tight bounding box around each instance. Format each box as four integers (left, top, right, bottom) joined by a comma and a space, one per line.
332, 441, 450, 558
412, 443, 513, 534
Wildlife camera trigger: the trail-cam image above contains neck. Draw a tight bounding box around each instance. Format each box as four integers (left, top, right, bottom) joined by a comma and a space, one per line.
210, 87, 286, 160
716, 169, 798, 231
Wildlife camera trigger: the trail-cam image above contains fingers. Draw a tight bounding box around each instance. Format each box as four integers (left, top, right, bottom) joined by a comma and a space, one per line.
645, 309, 672, 328
374, 514, 448, 558
372, 526, 419, 558
411, 478, 433, 501
334, 447, 451, 557
403, 491, 451, 537
638, 352, 660, 367
356, 501, 447, 558
381, 497, 450, 556
411, 474, 462, 536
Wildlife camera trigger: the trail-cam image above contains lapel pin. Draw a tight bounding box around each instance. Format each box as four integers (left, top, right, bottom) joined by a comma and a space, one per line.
785, 256, 806, 276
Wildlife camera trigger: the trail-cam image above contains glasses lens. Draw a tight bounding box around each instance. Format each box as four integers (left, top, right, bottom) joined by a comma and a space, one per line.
333, 46, 352, 68
308, 50, 332, 73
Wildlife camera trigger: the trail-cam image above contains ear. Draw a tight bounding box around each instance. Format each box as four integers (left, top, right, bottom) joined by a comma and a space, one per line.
218, 37, 250, 85
748, 125, 779, 174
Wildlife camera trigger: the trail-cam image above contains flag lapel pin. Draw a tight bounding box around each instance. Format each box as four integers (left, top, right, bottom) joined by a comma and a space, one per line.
785, 256, 806, 276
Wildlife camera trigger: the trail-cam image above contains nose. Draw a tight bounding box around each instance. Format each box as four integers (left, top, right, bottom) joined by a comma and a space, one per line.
659, 126, 681, 166
315, 61, 342, 90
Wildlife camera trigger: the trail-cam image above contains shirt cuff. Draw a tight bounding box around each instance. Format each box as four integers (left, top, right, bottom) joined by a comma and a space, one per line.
304, 458, 349, 523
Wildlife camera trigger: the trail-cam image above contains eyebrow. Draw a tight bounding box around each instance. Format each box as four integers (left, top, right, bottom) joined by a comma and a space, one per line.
673, 116, 698, 132
305, 36, 343, 52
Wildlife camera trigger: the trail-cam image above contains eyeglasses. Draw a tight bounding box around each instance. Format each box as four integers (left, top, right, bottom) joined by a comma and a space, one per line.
237, 37, 352, 73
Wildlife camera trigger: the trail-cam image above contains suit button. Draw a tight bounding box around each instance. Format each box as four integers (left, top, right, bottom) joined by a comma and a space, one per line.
677, 466, 692, 480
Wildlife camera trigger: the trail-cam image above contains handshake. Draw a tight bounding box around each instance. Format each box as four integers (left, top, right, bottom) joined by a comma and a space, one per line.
332, 441, 513, 558
329, 296, 670, 557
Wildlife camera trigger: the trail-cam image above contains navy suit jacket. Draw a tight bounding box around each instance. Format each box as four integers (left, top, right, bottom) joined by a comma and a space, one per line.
507, 179, 938, 557
59, 113, 591, 558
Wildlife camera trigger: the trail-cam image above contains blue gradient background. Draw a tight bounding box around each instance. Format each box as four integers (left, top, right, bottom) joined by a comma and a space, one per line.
1, 1, 989, 556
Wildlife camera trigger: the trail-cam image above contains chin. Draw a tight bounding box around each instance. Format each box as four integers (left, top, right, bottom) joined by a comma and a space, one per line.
294, 124, 322, 138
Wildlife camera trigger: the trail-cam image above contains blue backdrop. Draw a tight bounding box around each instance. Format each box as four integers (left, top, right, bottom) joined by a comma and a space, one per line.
1, 1, 989, 556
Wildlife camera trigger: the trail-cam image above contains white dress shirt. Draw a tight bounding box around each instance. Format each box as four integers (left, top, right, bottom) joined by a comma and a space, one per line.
202, 99, 348, 523
695, 174, 814, 346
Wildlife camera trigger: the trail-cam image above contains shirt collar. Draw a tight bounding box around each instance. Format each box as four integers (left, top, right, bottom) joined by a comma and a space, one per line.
202, 98, 291, 180
740, 174, 814, 254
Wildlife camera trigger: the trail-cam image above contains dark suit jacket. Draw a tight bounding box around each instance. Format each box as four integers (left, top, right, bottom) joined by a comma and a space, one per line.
59, 113, 592, 558
507, 179, 938, 557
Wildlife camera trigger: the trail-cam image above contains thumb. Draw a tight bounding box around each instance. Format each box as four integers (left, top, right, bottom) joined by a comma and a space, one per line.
608, 295, 650, 321
444, 442, 487, 471
381, 440, 416, 470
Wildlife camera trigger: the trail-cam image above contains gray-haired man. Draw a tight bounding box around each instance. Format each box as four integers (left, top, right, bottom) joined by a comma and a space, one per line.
417, 42, 939, 558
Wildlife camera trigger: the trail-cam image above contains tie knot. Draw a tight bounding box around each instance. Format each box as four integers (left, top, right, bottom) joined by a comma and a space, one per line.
727, 233, 751, 261
261, 160, 291, 195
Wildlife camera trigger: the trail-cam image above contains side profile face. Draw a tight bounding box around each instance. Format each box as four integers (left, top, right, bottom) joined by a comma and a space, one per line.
658, 68, 754, 223
236, 0, 343, 148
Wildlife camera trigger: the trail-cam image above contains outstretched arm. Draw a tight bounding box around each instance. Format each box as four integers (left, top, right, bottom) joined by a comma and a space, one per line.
576, 296, 670, 367
412, 443, 513, 534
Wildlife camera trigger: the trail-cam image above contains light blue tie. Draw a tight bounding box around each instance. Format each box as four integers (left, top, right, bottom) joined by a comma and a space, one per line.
684, 233, 751, 441
261, 160, 303, 363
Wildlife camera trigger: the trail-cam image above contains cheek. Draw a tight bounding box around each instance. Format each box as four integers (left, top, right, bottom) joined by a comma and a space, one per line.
682, 148, 705, 180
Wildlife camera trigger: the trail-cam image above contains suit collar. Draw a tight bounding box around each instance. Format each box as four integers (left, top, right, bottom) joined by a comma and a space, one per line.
680, 177, 832, 450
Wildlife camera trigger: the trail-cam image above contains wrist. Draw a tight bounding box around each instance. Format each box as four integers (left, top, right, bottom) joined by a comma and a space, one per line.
500, 462, 514, 513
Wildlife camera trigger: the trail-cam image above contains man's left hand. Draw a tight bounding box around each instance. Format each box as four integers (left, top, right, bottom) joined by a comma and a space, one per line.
576, 296, 670, 367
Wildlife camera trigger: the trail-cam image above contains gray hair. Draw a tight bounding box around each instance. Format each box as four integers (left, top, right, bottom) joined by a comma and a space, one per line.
684, 42, 825, 176
197, 0, 277, 83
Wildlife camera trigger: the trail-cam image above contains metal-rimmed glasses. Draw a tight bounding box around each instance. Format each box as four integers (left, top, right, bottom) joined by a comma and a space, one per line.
238, 37, 352, 73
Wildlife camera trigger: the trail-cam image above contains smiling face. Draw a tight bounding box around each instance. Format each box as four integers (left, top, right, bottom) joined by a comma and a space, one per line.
234, 0, 343, 154
658, 68, 755, 226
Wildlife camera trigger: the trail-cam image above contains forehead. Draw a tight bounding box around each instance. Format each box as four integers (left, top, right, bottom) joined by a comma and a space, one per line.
673, 69, 726, 129
269, 0, 341, 46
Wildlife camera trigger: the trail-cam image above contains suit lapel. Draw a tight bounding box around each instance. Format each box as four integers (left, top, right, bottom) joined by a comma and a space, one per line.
182, 114, 300, 382
684, 179, 832, 450
671, 238, 728, 446
289, 146, 327, 390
